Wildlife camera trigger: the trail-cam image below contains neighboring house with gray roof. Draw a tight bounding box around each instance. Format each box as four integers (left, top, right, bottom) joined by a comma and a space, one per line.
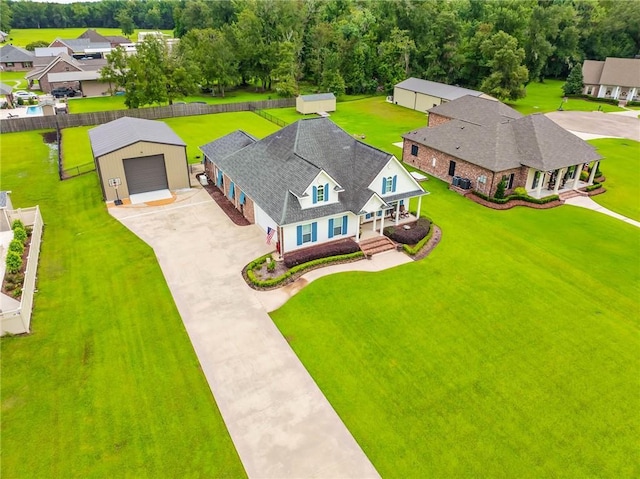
582, 57, 640, 102
0, 44, 34, 71
296, 93, 336, 114
200, 118, 428, 255
393, 77, 494, 112
26, 53, 106, 93
0, 81, 13, 107
89, 117, 189, 203
402, 95, 602, 199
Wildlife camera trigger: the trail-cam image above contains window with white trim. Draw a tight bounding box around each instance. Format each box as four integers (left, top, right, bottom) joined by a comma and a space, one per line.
301, 224, 312, 243
332, 219, 343, 236
316, 184, 324, 202
385, 176, 393, 192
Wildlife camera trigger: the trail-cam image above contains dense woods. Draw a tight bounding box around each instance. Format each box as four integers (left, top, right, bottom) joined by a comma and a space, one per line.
5, 0, 639, 101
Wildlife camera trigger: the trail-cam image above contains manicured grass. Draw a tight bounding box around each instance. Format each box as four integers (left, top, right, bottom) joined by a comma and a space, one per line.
265, 96, 427, 155
271, 174, 639, 477
0, 70, 30, 90
67, 88, 281, 114
589, 138, 640, 221
0, 131, 246, 478
4, 28, 173, 47
508, 79, 624, 115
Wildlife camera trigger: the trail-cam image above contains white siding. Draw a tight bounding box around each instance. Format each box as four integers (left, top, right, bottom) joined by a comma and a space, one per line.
369, 157, 422, 197
393, 87, 416, 109
282, 212, 358, 254
254, 203, 278, 241
298, 170, 341, 210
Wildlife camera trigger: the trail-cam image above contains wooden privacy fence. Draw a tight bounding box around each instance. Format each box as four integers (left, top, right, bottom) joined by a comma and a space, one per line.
0, 98, 296, 134
1, 206, 44, 336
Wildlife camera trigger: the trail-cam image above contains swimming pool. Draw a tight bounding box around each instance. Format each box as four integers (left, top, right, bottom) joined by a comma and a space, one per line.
26, 106, 43, 116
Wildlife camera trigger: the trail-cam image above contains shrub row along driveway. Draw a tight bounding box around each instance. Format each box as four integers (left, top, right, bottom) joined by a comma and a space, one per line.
109, 188, 379, 479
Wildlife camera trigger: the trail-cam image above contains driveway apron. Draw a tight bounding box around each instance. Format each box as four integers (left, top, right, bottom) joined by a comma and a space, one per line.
109, 189, 379, 479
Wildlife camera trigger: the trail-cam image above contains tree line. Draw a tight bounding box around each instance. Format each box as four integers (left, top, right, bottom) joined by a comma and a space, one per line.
9, 0, 637, 103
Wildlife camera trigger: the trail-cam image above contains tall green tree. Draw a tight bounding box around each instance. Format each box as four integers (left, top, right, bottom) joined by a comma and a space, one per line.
480, 31, 529, 101
563, 64, 584, 96
378, 28, 416, 93
0, 0, 11, 32
117, 8, 136, 37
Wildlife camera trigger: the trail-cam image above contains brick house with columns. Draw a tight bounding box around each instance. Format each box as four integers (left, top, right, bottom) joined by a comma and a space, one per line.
402, 96, 602, 198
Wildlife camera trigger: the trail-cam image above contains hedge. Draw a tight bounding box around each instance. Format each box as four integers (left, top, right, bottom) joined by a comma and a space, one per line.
383, 218, 431, 244
585, 182, 603, 192
6, 251, 23, 274
566, 94, 619, 105
403, 226, 435, 256
283, 239, 361, 268
8, 239, 24, 255
472, 190, 560, 205
246, 251, 365, 288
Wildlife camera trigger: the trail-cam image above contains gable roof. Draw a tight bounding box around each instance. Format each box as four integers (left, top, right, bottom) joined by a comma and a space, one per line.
26, 53, 83, 80
582, 60, 605, 85
299, 93, 336, 102
404, 96, 601, 172
105, 35, 132, 45
48, 70, 102, 83
88, 117, 186, 158
200, 130, 257, 160
78, 29, 110, 43
34, 47, 68, 58
582, 57, 640, 87
0, 44, 35, 63
395, 78, 484, 101
0, 82, 13, 95
200, 118, 420, 225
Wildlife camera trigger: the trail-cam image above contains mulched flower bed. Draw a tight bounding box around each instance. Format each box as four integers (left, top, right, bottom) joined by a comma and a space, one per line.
467, 194, 564, 210
411, 225, 442, 261
198, 175, 251, 226
1, 231, 32, 301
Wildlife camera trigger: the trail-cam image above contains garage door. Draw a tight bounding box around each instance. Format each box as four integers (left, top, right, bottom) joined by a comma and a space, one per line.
123, 155, 168, 195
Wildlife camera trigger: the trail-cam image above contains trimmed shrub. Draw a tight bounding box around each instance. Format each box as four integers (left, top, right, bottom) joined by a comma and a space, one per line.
416, 217, 431, 231
13, 227, 27, 244
403, 226, 435, 256
4, 272, 24, 285
473, 190, 559, 205
6, 251, 23, 274
267, 260, 276, 272
514, 186, 527, 196
283, 239, 360, 268
627, 100, 640, 107
8, 239, 24, 255
385, 223, 428, 244
586, 182, 603, 192
580, 170, 589, 181
494, 180, 506, 199
11, 219, 25, 230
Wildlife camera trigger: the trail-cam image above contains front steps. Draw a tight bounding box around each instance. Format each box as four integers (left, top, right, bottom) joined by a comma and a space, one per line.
559, 189, 589, 200
359, 236, 397, 257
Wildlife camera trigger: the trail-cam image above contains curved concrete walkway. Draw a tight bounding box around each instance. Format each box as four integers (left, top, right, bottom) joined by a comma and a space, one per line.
564, 196, 640, 228
109, 188, 380, 479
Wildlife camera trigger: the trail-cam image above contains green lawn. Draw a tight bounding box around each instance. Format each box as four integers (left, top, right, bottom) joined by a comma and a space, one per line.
67, 88, 282, 114
0, 131, 246, 478
4, 28, 173, 47
271, 175, 639, 477
589, 138, 640, 221
0, 70, 32, 90
265, 96, 427, 155
508, 79, 624, 115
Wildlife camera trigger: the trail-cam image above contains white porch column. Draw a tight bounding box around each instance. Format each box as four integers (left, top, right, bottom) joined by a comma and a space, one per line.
416, 196, 422, 219
395, 202, 400, 225
629, 88, 637, 101
355, 215, 361, 243
588, 161, 599, 185
372, 214, 377, 232
612, 86, 621, 100
553, 169, 563, 194
597, 85, 606, 98
536, 171, 544, 197
379, 213, 385, 236
573, 164, 582, 189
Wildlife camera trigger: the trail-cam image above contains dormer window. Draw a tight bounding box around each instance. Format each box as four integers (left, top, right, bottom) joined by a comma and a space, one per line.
312, 183, 329, 204
381, 175, 397, 194
317, 184, 324, 202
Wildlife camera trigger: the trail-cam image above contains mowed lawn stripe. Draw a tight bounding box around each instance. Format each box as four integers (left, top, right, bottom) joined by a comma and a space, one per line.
1, 131, 247, 478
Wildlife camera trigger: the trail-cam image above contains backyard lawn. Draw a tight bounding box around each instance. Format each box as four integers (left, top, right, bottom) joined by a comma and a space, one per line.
4, 28, 173, 47
589, 138, 640, 221
0, 131, 246, 478
271, 175, 639, 477
508, 79, 625, 115
0, 70, 32, 91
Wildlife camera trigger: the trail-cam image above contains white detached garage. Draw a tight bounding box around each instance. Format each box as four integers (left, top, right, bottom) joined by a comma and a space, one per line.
88, 117, 190, 203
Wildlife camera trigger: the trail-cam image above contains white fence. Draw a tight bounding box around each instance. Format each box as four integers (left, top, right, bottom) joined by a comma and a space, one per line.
1, 206, 43, 336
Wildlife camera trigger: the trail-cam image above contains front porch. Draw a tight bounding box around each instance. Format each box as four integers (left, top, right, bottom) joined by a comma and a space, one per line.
355, 194, 425, 243
525, 160, 601, 199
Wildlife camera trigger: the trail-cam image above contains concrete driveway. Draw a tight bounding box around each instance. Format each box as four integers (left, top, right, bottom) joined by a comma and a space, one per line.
109, 188, 379, 479
545, 111, 640, 141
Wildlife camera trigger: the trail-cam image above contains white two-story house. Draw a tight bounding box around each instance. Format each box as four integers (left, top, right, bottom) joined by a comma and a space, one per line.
200, 118, 428, 255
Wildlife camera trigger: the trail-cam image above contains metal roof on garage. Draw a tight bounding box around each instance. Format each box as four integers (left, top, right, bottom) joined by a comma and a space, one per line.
88, 117, 186, 158
395, 78, 483, 101
299, 93, 336, 102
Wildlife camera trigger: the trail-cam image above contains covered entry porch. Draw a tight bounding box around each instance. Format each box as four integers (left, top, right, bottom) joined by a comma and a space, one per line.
526, 160, 601, 199
355, 192, 429, 242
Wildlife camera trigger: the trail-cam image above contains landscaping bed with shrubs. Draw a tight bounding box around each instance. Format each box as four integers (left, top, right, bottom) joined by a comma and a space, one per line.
243, 238, 365, 290
382, 217, 441, 259
471, 190, 562, 210
2, 220, 32, 300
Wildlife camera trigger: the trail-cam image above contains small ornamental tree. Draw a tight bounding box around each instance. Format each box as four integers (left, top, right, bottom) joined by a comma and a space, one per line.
6, 251, 22, 274
13, 226, 27, 244
11, 219, 25, 230
494, 179, 506, 199
563, 64, 584, 96
8, 239, 24, 255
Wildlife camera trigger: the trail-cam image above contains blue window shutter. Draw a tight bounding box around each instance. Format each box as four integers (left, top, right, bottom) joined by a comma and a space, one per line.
400, 199, 404, 206
312, 222, 317, 242
342, 215, 348, 234
377, 210, 382, 217
312, 186, 317, 204
239, 192, 245, 204
328, 219, 334, 238
296, 225, 302, 245
392, 175, 397, 192
325, 183, 329, 202
381, 177, 386, 194
217, 170, 223, 186
229, 182, 234, 199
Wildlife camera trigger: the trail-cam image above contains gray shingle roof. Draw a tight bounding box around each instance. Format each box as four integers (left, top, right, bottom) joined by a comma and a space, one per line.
0, 82, 12, 95
599, 57, 640, 88
201, 118, 416, 225
404, 97, 601, 172
582, 60, 605, 85
395, 78, 484, 101
299, 93, 336, 102
200, 131, 257, 159
89, 117, 186, 158
0, 44, 35, 63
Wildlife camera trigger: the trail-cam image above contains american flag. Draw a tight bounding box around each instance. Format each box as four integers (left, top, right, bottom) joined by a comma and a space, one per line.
266, 227, 275, 244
